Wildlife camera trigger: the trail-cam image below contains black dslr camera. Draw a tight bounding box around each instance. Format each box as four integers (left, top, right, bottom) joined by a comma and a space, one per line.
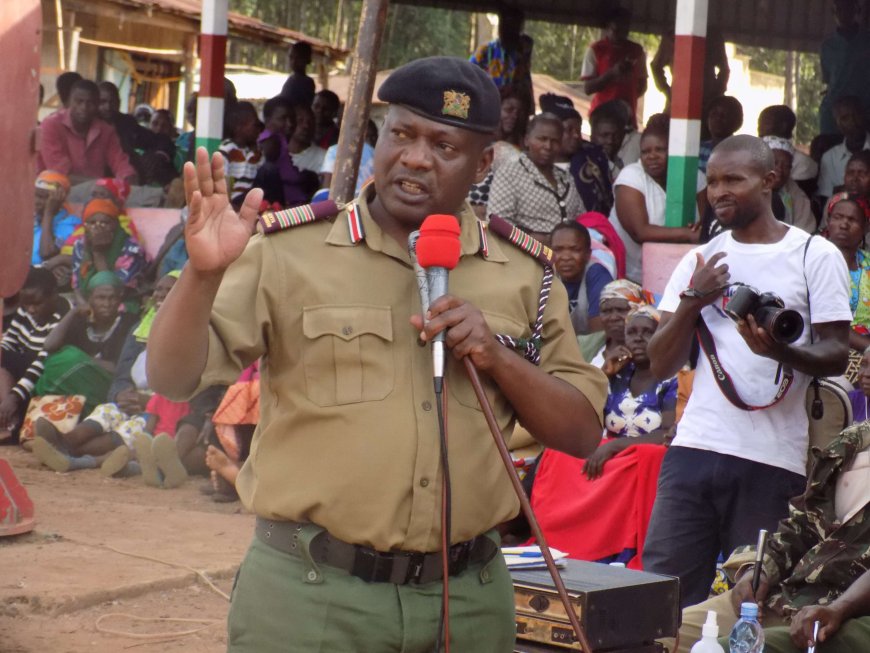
725, 285, 804, 344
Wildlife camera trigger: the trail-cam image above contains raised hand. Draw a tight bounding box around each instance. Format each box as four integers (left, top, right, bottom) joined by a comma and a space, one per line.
183, 147, 263, 274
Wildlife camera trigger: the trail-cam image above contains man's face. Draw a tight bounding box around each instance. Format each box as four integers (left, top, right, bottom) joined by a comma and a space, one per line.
606, 17, 630, 42
524, 122, 561, 169
591, 118, 624, 161
834, 0, 859, 29
705, 150, 775, 230
293, 106, 315, 144
500, 97, 522, 136
771, 150, 793, 191
69, 88, 98, 129
289, 47, 312, 73
370, 105, 491, 229
265, 105, 293, 138
150, 112, 174, 137
561, 117, 583, 158
707, 103, 737, 140
312, 95, 337, 127
151, 275, 177, 310
551, 228, 589, 283
20, 288, 55, 324
834, 103, 865, 138
98, 88, 119, 121
845, 160, 870, 195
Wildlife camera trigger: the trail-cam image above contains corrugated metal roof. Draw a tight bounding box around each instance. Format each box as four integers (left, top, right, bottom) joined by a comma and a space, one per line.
94, 0, 349, 60
396, 0, 869, 53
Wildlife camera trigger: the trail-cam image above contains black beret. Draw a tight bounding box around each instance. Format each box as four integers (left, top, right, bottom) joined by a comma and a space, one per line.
539, 93, 580, 122
378, 56, 501, 134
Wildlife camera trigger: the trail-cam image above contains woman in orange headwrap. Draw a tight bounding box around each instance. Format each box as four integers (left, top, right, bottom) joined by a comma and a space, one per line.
71, 198, 147, 310
32, 171, 80, 282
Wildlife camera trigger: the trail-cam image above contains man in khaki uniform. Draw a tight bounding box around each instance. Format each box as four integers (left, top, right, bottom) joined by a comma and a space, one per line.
147, 57, 607, 653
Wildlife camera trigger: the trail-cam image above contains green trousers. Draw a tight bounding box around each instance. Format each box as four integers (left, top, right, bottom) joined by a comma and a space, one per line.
227, 533, 516, 652
668, 590, 870, 653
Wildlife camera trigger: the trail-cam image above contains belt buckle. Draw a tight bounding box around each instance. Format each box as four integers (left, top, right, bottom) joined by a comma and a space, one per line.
351, 546, 395, 583
405, 552, 427, 584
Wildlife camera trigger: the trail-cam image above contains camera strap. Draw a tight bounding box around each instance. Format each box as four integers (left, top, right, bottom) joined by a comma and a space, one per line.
696, 317, 795, 411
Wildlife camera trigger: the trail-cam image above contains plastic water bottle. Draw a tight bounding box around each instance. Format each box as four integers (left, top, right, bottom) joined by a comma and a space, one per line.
690, 610, 725, 653
728, 602, 765, 653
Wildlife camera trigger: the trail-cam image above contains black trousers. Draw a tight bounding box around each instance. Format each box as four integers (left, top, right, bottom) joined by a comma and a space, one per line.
642, 446, 806, 608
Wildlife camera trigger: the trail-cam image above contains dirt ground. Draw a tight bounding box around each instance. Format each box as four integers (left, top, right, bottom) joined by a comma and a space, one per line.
0, 445, 255, 652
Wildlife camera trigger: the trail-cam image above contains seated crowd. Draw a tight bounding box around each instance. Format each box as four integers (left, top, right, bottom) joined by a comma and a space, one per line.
6, 17, 870, 650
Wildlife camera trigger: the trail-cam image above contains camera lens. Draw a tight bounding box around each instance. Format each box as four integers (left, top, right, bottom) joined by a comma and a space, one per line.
756, 307, 804, 344
725, 286, 759, 321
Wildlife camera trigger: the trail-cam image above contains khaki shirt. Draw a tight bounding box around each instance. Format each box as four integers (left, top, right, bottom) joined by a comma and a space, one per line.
190, 190, 607, 552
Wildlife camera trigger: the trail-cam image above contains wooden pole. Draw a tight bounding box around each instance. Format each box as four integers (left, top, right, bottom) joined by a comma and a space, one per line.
329, 0, 389, 204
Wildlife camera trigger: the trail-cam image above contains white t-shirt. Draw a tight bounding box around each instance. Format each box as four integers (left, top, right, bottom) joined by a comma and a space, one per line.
659, 227, 851, 475
291, 145, 327, 174
609, 162, 705, 282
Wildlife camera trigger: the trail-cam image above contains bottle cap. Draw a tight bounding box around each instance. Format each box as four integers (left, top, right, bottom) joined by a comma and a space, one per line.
701, 610, 719, 638
740, 602, 759, 619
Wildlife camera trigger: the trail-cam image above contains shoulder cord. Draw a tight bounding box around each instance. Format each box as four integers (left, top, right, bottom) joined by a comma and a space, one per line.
805, 235, 824, 418
494, 265, 554, 366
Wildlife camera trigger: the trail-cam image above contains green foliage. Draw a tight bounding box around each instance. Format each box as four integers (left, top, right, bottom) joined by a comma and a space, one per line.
524, 21, 598, 80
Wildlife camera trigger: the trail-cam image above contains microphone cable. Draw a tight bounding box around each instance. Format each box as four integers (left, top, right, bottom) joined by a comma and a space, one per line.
433, 378, 452, 653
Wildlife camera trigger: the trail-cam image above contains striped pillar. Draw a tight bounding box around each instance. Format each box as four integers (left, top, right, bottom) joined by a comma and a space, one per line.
665, 0, 708, 227
195, 0, 228, 155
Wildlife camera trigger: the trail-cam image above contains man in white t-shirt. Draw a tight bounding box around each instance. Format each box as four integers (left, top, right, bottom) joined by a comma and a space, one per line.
644, 135, 851, 609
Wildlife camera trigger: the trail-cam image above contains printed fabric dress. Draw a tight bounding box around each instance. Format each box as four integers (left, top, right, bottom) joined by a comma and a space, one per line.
532, 364, 678, 568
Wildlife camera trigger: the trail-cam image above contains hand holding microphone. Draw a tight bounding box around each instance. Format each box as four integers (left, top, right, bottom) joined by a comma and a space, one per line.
410, 215, 505, 388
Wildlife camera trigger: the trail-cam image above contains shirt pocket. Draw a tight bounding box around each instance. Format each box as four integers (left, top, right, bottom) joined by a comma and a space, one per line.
448, 311, 530, 419
302, 304, 394, 407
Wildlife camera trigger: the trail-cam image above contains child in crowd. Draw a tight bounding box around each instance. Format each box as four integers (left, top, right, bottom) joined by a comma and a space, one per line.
255, 95, 310, 208
0, 268, 72, 441
218, 102, 264, 210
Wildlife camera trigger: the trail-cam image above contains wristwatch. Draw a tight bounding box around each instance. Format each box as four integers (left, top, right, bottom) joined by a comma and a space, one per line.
679, 287, 707, 300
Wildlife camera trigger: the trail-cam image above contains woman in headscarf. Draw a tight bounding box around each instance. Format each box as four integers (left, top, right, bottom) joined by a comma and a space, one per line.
70, 198, 147, 309
34, 271, 139, 415
32, 171, 80, 275
531, 304, 678, 568
61, 177, 143, 259
590, 279, 652, 371
824, 192, 870, 384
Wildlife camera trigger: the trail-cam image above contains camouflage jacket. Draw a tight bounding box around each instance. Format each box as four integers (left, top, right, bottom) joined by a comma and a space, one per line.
725, 422, 870, 618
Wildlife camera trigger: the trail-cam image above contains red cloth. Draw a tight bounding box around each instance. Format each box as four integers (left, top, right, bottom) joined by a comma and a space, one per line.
145, 394, 190, 437
582, 38, 647, 128
577, 211, 627, 279
531, 441, 667, 569
37, 110, 136, 180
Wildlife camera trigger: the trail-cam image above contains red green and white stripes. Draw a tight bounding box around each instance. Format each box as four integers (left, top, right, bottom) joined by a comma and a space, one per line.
665, 0, 708, 227
195, 0, 228, 155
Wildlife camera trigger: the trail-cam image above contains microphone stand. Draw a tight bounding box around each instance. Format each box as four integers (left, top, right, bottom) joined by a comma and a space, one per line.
462, 357, 594, 653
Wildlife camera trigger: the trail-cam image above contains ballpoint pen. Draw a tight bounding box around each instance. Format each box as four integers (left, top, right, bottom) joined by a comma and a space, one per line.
807, 619, 820, 653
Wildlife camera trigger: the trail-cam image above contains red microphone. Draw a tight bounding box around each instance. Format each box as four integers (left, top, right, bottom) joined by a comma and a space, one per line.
415, 215, 462, 391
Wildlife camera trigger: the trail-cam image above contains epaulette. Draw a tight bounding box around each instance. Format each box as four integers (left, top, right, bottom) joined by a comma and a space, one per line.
259, 200, 341, 234
486, 214, 553, 266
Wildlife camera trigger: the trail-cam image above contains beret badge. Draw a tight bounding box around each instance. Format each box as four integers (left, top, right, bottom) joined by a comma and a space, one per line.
442, 90, 471, 120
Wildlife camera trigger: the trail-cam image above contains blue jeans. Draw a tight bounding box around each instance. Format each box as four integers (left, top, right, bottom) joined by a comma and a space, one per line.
642, 446, 806, 608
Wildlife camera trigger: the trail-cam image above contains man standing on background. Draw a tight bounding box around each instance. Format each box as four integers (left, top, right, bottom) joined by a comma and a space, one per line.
644, 135, 850, 608
38, 79, 137, 185
280, 42, 315, 109
146, 57, 607, 652
581, 7, 648, 131
820, 0, 870, 135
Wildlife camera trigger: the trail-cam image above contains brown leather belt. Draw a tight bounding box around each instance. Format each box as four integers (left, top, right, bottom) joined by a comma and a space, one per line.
255, 517, 497, 585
